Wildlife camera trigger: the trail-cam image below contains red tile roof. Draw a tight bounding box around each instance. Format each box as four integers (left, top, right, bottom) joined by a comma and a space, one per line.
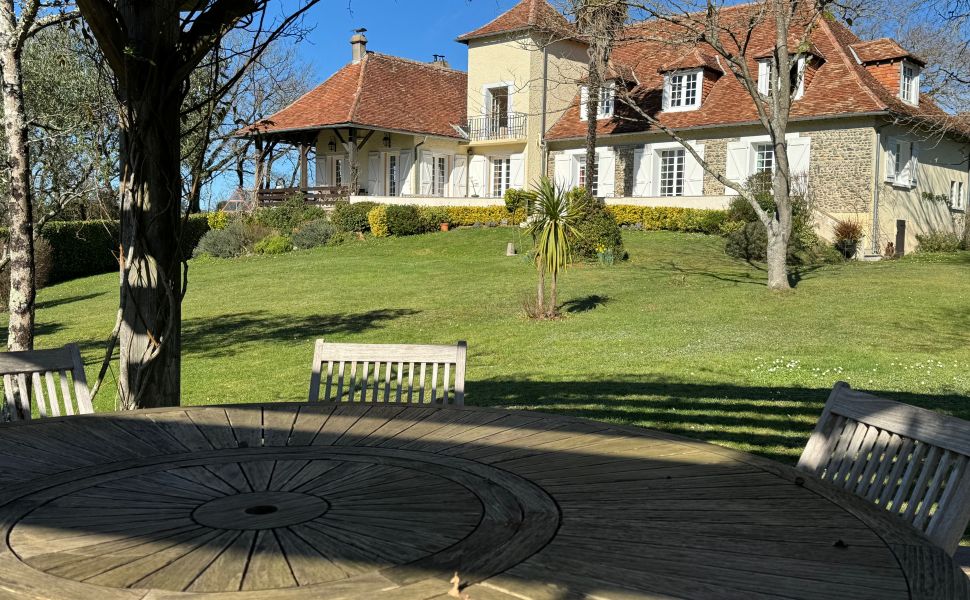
658, 49, 723, 74
851, 38, 925, 66
241, 53, 467, 139
546, 8, 950, 140
456, 0, 572, 43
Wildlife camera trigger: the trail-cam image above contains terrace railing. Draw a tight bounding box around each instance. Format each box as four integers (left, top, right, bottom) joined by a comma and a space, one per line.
462, 112, 527, 142
256, 186, 348, 207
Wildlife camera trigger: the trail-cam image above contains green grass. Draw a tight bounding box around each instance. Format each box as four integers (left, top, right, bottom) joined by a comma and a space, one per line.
16, 228, 970, 464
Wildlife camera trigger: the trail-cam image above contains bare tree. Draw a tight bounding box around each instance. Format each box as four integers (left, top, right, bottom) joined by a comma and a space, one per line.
570, 0, 628, 196
617, 1, 859, 290
74, 0, 319, 409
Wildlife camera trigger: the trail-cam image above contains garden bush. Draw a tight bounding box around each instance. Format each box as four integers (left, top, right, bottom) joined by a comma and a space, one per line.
385, 204, 423, 236
504, 188, 536, 214
292, 219, 336, 249
605, 205, 643, 227
446, 205, 524, 226
193, 220, 269, 258
605, 205, 727, 234
331, 201, 377, 233
253, 234, 293, 255
418, 206, 450, 231
250, 195, 327, 233
367, 206, 389, 237
566, 188, 624, 261
207, 210, 229, 231
916, 230, 962, 253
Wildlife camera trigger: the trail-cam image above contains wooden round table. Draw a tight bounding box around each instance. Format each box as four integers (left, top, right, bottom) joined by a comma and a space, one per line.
0, 403, 965, 599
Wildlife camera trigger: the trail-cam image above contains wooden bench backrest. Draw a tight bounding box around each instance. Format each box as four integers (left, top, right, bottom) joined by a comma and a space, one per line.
798, 382, 970, 554
309, 340, 467, 406
0, 344, 93, 422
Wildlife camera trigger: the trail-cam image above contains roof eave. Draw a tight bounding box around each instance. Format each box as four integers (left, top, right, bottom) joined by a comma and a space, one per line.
237, 122, 465, 142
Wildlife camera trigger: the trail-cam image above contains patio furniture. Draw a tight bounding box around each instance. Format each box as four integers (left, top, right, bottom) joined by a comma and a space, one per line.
308, 339, 467, 405
798, 381, 970, 555
0, 344, 92, 422
0, 402, 963, 599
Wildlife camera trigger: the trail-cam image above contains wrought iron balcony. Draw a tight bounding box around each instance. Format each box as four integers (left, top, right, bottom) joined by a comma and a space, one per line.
461, 112, 527, 142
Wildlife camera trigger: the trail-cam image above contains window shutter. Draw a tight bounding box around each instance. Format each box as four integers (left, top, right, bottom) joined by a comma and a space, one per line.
632, 145, 652, 196
399, 151, 414, 196
367, 152, 381, 196
758, 61, 770, 96
885, 138, 897, 183
725, 141, 748, 196
418, 151, 433, 195
452, 155, 468, 197
580, 86, 589, 121
897, 141, 912, 186
509, 153, 525, 189
786, 136, 811, 182
597, 148, 615, 197
554, 153, 573, 189
793, 57, 806, 100
908, 143, 918, 187
315, 156, 329, 186
684, 142, 705, 196
467, 155, 487, 196
661, 75, 671, 110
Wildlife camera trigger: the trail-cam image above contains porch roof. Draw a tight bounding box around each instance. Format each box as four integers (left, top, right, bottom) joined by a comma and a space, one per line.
239, 52, 468, 141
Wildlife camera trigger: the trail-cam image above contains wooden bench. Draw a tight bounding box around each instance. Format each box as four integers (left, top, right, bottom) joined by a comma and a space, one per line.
798, 381, 970, 555
308, 340, 467, 405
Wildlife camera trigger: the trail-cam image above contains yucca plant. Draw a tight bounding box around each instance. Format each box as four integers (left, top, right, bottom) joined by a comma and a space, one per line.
526, 177, 586, 318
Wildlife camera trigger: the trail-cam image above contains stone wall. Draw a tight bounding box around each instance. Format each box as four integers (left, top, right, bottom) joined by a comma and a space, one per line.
614, 145, 636, 197
702, 138, 729, 196
803, 127, 874, 214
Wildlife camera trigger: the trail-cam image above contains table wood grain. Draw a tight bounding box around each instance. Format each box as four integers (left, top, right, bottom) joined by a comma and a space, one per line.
0, 403, 965, 600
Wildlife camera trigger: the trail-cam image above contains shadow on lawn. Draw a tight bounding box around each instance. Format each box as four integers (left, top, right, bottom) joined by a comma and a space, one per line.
181, 308, 420, 358
468, 378, 970, 463
662, 260, 829, 289
561, 294, 610, 313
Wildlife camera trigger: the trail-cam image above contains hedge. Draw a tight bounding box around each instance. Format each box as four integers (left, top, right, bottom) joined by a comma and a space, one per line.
1, 215, 209, 284
605, 205, 728, 235
445, 205, 525, 226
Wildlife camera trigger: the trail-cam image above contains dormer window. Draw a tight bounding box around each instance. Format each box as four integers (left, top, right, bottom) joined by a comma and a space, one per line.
900, 61, 920, 105
757, 57, 806, 100
662, 69, 702, 112
580, 82, 615, 121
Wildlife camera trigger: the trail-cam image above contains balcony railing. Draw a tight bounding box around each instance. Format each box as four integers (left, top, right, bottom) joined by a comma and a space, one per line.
462, 112, 527, 142
256, 186, 348, 207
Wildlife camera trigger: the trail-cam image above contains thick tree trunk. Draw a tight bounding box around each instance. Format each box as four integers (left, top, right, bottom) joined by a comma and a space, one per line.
116, 1, 184, 408
0, 14, 36, 351
765, 226, 790, 290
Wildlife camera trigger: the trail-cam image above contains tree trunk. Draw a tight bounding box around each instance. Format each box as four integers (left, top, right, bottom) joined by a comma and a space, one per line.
549, 272, 558, 317
765, 225, 790, 290
116, 1, 184, 408
584, 67, 599, 196
0, 9, 36, 352
537, 263, 545, 317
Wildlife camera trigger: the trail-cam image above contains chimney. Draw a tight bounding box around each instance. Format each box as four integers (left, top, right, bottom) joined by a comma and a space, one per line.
351, 28, 368, 64
431, 54, 450, 69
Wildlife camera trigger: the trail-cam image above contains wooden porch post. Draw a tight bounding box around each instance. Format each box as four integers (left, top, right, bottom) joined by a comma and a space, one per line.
252, 137, 265, 205
348, 127, 359, 194
299, 142, 309, 191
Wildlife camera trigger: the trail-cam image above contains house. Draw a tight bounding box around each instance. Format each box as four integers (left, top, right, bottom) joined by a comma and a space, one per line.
242, 0, 970, 255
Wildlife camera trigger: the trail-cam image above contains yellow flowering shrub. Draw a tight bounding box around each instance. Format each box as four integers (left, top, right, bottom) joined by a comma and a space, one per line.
445, 206, 524, 226
207, 210, 230, 231
367, 205, 389, 237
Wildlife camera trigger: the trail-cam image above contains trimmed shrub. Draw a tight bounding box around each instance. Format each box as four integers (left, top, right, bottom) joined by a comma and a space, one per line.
724, 221, 769, 262
207, 210, 230, 231
368, 206, 389, 237
418, 206, 450, 231
193, 220, 269, 258
385, 204, 422, 236
571, 200, 624, 261
446, 205, 524, 226
605, 205, 727, 234
916, 230, 962, 253
250, 196, 327, 233
253, 234, 293, 255
182, 214, 212, 258
292, 219, 336, 249
504, 188, 536, 214
331, 201, 377, 233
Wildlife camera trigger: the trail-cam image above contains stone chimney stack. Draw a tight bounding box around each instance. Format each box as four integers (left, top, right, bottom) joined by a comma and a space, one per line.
431, 54, 450, 69
351, 28, 368, 64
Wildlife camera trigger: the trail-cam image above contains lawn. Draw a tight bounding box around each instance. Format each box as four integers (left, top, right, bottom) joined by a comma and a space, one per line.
17, 227, 970, 464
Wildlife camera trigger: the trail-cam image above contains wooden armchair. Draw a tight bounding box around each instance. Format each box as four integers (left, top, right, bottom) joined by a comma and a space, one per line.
309, 340, 467, 405
798, 381, 970, 554
0, 344, 93, 422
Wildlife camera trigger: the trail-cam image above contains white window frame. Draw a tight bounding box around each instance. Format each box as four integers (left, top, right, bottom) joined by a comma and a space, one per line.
663, 69, 702, 112
386, 153, 398, 196
575, 156, 599, 196
885, 137, 916, 188
332, 155, 346, 187
580, 82, 615, 121
757, 57, 805, 99
491, 156, 511, 197
900, 61, 920, 105
658, 148, 686, 197
481, 81, 514, 116
434, 155, 448, 197
754, 143, 775, 174
951, 180, 965, 210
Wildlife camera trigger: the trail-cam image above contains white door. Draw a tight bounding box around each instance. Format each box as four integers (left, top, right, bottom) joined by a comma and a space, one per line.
452, 155, 468, 197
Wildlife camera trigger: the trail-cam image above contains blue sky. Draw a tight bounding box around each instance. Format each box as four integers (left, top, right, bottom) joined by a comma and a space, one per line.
281, 0, 522, 79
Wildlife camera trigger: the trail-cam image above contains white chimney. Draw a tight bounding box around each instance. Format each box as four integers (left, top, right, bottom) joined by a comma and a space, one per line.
351, 28, 368, 64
